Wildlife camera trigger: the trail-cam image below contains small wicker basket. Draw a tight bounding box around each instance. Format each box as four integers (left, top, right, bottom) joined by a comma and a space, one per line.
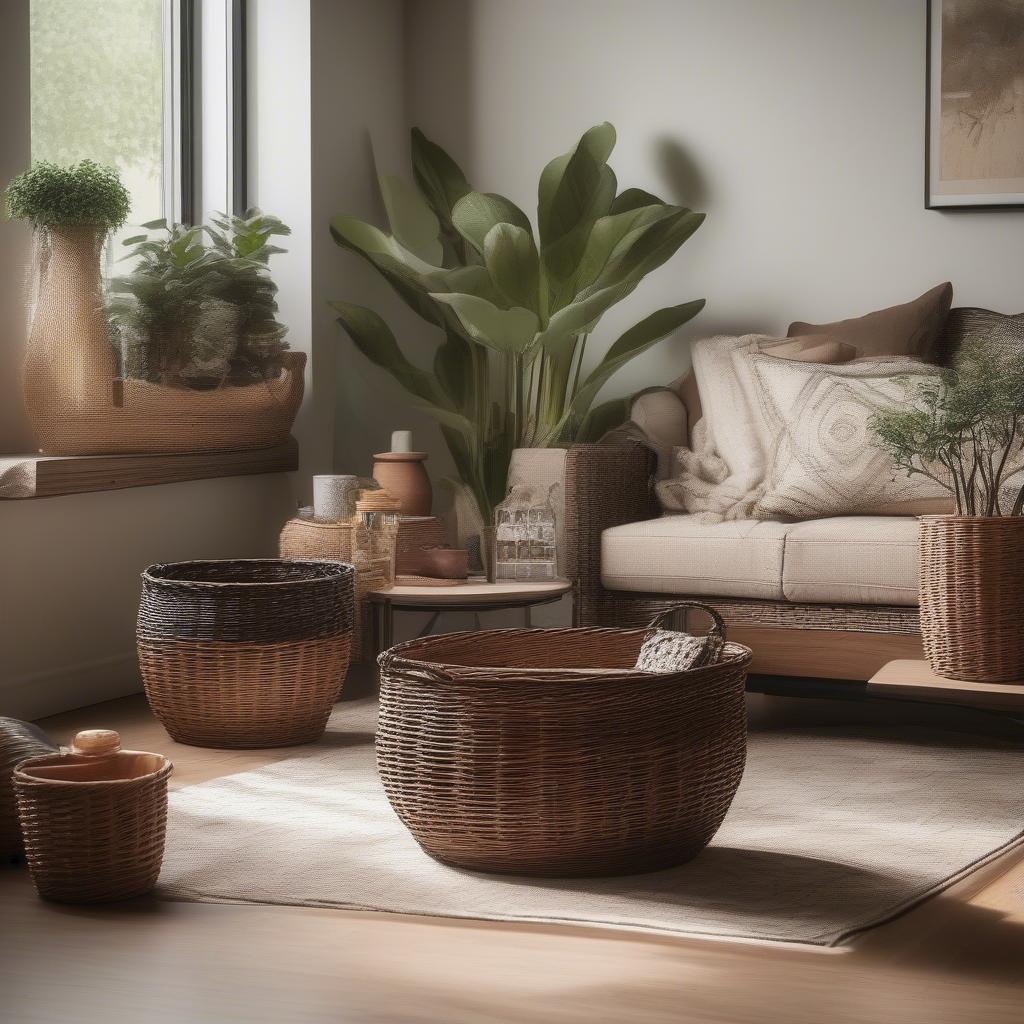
377, 602, 751, 877
14, 729, 172, 903
138, 559, 355, 748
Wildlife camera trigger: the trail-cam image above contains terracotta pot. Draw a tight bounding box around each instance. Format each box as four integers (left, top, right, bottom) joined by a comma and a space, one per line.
371, 452, 432, 516
919, 515, 1024, 682
406, 547, 469, 580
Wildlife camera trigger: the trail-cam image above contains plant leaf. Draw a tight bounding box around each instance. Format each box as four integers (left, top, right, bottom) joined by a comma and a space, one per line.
537, 122, 617, 248
483, 223, 540, 313
433, 330, 474, 410
330, 299, 451, 408
431, 292, 539, 354
609, 188, 665, 213
379, 174, 443, 266
451, 192, 533, 255
329, 214, 441, 275
576, 396, 631, 442
410, 127, 473, 229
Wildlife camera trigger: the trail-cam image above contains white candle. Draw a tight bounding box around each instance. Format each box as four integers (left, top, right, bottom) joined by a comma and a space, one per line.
391, 429, 413, 453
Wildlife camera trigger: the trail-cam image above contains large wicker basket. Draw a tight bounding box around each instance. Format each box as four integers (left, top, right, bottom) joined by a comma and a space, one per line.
138, 559, 355, 748
919, 515, 1024, 682
14, 729, 171, 903
1, 719, 58, 862
377, 602, 751, 877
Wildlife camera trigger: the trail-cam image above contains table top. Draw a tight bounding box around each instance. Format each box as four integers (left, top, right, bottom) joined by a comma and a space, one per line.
367, 578, 572, 607
868, 659, 1024, 710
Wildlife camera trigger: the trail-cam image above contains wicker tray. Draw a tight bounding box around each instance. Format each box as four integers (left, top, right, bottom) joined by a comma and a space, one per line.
376, 601, 751, 877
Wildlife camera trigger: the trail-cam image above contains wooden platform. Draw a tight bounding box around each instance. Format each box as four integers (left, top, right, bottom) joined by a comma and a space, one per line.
868, 659, 1024, 711
0, 438, 298, 499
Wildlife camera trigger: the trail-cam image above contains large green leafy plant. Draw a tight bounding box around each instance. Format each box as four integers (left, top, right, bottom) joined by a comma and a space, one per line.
107, 210, 291, 387
331, 123, 705, 534
870, 339, 1024, 516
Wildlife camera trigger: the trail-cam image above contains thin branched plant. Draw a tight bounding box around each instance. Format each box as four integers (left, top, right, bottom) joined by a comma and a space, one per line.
870, 339, 1024, 516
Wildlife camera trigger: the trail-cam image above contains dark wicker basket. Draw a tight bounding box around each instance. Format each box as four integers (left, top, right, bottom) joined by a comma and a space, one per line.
376, 602, 751, 877
919, 515, 1024, 682
138, 559, 355, 749
1, 719, 58, 862
14, 730, 171, 903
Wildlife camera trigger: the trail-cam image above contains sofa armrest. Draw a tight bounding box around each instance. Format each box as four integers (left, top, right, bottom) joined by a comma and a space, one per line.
564, 442, 658, 625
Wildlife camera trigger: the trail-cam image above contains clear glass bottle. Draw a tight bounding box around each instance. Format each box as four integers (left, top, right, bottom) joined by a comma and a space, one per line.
354, 490, 401, 589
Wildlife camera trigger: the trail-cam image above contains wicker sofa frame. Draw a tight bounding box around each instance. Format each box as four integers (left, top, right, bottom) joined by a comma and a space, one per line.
562, 442, 924, 682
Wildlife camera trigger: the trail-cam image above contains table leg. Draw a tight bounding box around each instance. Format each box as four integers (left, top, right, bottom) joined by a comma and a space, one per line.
524, 604, 532, 628
416, 610, 441, 639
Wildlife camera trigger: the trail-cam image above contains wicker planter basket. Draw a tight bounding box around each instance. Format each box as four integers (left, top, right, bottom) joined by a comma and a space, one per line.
919, 515, 1024, 682
138, 559, 355, 748
377, 603, 751, 877
23, 226, 304, 456
14, 730, 171, 902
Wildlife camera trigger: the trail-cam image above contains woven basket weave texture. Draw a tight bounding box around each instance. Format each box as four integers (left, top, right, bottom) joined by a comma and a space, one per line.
0, 720, 58, 862
377, 603, 750, 877
14, 749, 171, 902
919, 516, 1024, 682
138, 559, 354, 748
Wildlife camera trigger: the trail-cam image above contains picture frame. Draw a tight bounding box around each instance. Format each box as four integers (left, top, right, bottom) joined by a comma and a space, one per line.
926, 0, 1024, 210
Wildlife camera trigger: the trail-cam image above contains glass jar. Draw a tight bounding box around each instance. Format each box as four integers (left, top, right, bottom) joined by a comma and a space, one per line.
354, 490, 401, 589
494, 483, 557, 581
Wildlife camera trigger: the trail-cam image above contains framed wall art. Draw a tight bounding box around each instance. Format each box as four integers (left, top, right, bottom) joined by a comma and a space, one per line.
927, 0, 1024, 209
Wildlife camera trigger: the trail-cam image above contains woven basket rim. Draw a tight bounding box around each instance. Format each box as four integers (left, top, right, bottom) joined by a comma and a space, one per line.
381, 627, 752, 682
142, 558, 354, 588
918, 514, 1024, 523
13, 756, 172, 787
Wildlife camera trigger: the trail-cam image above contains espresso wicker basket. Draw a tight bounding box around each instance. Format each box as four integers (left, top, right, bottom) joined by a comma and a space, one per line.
14, 729, 171, 902
138, 559, 355, 749
919, 515, 1024, 682
377, 602, 751, 877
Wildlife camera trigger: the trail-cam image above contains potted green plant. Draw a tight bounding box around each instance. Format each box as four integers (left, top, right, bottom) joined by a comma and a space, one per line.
330, 123, 705, 578
5, 160, 130, 440
870, 338, 1024, 682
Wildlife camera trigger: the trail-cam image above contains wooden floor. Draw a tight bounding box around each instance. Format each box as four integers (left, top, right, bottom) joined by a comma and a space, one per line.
2, 693, 1024, 1024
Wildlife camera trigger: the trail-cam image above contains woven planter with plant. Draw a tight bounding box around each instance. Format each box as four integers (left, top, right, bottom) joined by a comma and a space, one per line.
5, 161, 303, 455
871, 338, 1024, 682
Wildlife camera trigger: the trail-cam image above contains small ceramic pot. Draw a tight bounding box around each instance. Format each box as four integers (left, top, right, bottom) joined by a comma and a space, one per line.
313, 474, 361, 521
407, 546, 469, 580
371, 452, 432, 516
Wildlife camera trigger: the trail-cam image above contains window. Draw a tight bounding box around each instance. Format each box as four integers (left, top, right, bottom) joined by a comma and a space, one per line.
29, 0, 246, 240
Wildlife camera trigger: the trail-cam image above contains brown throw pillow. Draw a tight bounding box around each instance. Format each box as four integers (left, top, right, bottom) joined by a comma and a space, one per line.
788, 282, 953, 362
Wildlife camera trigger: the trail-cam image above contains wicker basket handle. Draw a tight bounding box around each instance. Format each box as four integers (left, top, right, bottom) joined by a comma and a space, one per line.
646, 602, 726, 642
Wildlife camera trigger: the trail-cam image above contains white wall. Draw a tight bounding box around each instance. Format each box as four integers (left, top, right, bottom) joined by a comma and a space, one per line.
403, 0, 1024, 401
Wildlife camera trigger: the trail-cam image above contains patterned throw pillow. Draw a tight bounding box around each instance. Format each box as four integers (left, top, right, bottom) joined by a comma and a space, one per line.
750, 356, 951, 519
635, 629, 724, 673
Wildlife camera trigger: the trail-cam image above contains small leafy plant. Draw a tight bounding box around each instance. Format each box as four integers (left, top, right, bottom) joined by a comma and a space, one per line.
106, 209, 291, 387
870, 339, 1024, 516
5, 159, 131, 230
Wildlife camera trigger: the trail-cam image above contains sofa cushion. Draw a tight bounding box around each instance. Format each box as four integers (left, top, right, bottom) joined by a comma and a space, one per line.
782, 517, 919, 606
601, 516, 792, 599
601, 515, 920, 606
788, 282, 953, 362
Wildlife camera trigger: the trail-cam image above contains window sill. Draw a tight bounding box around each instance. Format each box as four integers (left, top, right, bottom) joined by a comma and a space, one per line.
0, 438, 298, 499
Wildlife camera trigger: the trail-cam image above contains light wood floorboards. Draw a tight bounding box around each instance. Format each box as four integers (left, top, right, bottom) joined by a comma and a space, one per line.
2, 694, 1023, 1024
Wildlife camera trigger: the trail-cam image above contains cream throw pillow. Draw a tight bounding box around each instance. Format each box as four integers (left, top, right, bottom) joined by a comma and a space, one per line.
751, 356, 951, 519
657, 335, 856, 519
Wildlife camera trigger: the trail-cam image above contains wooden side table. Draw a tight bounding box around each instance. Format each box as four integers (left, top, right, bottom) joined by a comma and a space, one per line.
868, 659, 1024, 711
367, 579, 573, 659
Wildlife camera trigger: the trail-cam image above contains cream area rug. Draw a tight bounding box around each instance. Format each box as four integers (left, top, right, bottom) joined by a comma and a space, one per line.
158, 699, 1024, 947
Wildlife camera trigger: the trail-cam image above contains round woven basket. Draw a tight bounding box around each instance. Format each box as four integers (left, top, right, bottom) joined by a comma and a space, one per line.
376, 603, 751, 877
138, 559, 355, 748
919, 515, 1024, 682
14, 733, 171, 903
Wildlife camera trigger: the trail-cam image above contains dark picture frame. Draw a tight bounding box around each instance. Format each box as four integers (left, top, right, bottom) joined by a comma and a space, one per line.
926, 0, 1024, 211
